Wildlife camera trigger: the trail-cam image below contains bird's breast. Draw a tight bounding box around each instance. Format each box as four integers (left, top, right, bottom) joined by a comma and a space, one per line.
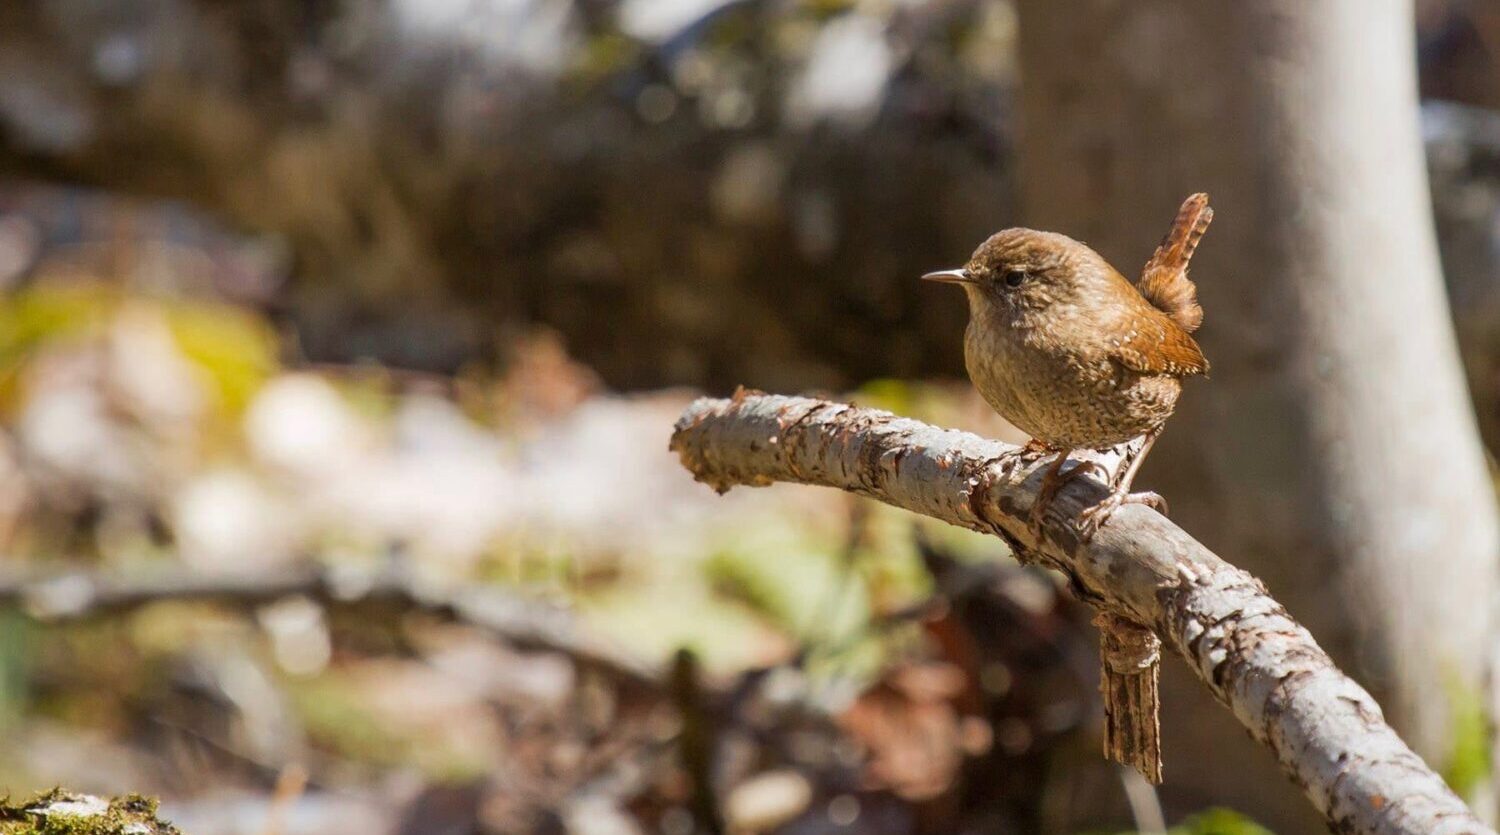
962, 317, 1180, 448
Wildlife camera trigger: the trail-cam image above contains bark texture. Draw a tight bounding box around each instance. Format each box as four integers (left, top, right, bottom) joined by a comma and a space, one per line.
1096, 613, 1163, 784
671, 392, 1490, 835
1012, 1, 1500, 827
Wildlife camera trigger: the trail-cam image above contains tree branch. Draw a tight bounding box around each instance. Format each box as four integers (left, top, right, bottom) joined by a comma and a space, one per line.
0, 565, 662, 691
670, 391, 1490, 835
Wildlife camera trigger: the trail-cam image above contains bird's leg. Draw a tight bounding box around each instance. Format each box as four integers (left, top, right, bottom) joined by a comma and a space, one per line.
1077, 428, 1168, 539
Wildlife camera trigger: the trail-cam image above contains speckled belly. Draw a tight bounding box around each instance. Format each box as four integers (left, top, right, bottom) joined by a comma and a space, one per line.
964, 327, 1180, 449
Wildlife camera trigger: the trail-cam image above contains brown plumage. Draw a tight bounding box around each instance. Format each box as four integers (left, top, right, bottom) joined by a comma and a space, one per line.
922, 194, 1213, 537
1137, 192, 1211, 333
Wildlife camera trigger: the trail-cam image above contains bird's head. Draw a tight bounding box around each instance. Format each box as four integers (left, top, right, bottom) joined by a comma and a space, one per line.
922, 228, 1121, 321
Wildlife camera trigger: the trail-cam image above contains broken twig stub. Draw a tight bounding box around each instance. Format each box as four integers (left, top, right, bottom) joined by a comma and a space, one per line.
1095, 612, 1163, 783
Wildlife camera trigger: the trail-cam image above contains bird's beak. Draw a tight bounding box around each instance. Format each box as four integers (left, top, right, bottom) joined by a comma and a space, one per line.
921, 268, 972, 284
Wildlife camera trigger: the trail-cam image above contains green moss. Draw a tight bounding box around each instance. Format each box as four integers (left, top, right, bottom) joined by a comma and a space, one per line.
0, 790, 179, 835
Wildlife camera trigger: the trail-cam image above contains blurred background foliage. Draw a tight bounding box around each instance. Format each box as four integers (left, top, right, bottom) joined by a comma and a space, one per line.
0, 0, 1495, 833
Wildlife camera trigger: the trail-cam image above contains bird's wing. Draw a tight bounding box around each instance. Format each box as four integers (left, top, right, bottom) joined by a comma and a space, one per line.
1137, 193, 1212, 333
1107, 312, 1210, 377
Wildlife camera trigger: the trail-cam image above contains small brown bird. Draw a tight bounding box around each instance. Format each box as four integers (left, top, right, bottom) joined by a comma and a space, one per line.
923, 194, 1213, 537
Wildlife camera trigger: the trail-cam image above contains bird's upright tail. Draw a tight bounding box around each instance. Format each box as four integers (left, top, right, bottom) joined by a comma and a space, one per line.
1137, 193, 1212, 333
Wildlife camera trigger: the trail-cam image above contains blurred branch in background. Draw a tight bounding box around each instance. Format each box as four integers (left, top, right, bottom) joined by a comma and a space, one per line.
0, 564, 662, 691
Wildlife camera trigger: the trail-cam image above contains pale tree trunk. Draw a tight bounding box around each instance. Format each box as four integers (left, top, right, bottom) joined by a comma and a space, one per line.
1013, 0, 1500, 829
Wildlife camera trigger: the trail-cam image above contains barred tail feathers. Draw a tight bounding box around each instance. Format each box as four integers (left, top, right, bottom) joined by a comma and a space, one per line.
1137, 193, 1212, 333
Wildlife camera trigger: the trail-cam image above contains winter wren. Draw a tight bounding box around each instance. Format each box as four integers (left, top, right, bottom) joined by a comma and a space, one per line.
923, 194, 1213, 536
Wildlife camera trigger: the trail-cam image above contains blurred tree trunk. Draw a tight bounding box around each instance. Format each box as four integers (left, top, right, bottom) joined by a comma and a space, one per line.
1014, 0, 1499, 830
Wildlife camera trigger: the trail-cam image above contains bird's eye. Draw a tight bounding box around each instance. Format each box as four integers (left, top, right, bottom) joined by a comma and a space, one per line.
1002, 269, 1028, 288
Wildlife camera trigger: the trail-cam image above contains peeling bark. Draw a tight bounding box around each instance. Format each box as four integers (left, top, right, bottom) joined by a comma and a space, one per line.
1096, 612, 1163, 784
670, 391, 1491, 835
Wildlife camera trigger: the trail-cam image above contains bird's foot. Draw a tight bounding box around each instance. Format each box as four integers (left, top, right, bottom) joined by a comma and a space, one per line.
1076, 490, 1169, 540
994, 439, 1065, 481
1028, 456, 1109, 532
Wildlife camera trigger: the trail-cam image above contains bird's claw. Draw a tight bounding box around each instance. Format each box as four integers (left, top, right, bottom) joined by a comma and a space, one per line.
1076, 490, 1169, 540
1028, 457, 1108, 533
1133, 491, 1169, 515
1064, 459, 1109, 482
